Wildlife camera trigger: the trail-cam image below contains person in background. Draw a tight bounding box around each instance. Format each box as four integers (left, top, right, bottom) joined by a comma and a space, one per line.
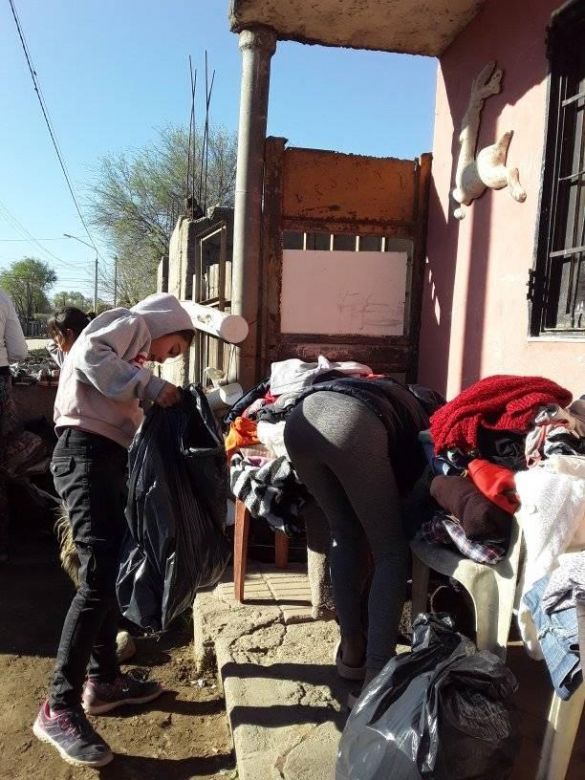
0, 287, 28, 562
47, 305, 136, 665
33, 293, 195, 769
47, 307, 94, 366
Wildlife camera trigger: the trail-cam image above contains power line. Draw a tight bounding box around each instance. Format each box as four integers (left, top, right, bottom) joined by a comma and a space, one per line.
7, 0, 102, 260
0, 199, 86, 271
0, 237, 67, 242
0, 276, 93, 285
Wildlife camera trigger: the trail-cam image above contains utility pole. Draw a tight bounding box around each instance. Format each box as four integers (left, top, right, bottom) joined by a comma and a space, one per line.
25, 279, 32, 332
63, 233, 98, 310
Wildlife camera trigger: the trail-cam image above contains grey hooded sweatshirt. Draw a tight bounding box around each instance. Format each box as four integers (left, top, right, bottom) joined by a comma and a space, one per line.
53, 293, 194, 448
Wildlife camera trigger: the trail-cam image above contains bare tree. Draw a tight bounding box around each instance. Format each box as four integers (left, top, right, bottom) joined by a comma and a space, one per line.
89, 125, 237, 305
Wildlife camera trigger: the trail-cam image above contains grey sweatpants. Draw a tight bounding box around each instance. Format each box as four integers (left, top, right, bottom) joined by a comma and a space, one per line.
284, 391, 408, 672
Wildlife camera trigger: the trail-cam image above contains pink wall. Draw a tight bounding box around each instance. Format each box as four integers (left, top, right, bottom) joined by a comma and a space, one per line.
418, 0, 585, 400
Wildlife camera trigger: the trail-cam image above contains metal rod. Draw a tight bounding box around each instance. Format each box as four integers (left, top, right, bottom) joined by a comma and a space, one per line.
187, 56, 196, 212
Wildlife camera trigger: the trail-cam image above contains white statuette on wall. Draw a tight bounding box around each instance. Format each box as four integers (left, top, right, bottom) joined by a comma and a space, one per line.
452, 61, 527, 220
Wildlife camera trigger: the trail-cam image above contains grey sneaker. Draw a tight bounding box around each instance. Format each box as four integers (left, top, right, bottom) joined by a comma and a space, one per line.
33, 700, 113, 767
83, 672, 163, 715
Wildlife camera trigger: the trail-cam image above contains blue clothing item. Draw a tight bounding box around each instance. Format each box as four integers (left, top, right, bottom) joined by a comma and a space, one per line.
523, 576, 582, 700
417, 430, 468, 476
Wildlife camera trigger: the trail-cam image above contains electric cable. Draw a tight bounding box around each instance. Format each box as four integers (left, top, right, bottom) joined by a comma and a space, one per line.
7, 0, 104, 262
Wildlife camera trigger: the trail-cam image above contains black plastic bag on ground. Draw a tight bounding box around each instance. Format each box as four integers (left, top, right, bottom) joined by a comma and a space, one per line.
336, 614, 519, 780
117, 384, 230, 631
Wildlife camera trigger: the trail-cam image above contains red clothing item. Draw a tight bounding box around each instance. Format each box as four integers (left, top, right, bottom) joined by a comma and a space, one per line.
467, 459, 520, 515
430, 374, 572, 454
224, 417, 259, 460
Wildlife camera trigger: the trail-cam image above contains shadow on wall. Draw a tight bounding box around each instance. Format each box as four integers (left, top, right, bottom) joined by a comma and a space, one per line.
422, 0, 554, 394
421, 175, 460, 395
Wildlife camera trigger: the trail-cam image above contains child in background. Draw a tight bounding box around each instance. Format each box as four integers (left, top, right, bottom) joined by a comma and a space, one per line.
47, 307, 94, 366
34, 293, 194, 768
48, 306, 137, 665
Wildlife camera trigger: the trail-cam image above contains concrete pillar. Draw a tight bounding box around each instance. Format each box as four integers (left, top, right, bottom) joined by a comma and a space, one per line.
231, 25, 277, 389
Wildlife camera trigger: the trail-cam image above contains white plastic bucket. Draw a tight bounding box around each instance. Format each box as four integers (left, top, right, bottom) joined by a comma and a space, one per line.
206, 382, 243, 411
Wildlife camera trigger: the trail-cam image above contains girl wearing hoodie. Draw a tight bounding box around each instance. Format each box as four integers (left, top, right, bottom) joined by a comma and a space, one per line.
34, 293, 194, 768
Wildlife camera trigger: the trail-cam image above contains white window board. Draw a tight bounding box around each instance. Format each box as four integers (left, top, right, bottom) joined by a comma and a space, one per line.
280, 249, 408, 336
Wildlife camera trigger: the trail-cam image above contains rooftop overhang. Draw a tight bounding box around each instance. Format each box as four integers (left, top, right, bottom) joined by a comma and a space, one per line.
229, 0, 484, 57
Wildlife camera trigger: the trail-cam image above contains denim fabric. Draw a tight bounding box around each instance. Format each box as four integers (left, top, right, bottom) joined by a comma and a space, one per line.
523, 576, 582, 700
49, 428, 128, 711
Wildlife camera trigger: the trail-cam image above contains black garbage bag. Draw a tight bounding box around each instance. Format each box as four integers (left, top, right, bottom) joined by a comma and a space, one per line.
336, 614, 519, 780
117, 384, 230, 631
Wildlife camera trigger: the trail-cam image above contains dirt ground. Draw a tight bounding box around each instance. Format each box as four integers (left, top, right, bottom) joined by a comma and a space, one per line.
0, 528, 234, 780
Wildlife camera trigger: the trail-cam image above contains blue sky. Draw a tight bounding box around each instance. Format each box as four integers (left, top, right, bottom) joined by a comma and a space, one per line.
0, 0, 437, 299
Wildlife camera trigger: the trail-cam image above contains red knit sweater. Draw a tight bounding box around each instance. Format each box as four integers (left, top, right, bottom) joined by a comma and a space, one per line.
430, 374, 572, 453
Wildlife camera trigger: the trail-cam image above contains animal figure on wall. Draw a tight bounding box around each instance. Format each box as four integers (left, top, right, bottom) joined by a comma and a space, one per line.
452, 60, 527, 220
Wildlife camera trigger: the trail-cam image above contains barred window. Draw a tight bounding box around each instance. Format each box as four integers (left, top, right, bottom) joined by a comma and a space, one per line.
530, 1, 585, 334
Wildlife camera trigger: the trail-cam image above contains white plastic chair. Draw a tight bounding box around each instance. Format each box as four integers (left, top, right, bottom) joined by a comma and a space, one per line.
411, 518, 585, 779
410, 514, 523, 658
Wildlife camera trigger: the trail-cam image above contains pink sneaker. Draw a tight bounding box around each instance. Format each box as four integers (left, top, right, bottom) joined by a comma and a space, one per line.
82, 672, 163, 715
33, 700, 113, 767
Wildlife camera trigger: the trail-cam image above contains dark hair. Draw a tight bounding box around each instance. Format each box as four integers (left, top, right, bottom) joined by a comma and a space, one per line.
47, 307, 94, 339
175, 329, 195, 345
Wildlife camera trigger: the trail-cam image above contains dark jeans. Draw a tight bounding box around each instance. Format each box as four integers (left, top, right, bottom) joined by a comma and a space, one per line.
0, 371, 14, 554
49, 428, 128, 711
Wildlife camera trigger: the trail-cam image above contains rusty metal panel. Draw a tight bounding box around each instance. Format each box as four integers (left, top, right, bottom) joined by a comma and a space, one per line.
273, 335, 411, 377
260, 137, 286, 378
407, 152, 433, 380
259, 139, 432, 384
282, 148, 417, 226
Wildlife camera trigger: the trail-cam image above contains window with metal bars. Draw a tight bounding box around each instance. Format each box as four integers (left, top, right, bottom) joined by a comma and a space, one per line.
530, 1, 585, 335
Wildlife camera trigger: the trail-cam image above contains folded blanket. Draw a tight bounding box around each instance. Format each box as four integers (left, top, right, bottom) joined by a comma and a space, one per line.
230, 453, 306, 535
430, 475, 511, 540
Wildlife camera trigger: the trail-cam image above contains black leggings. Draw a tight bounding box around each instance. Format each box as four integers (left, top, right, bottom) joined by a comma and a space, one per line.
285, 391, 408, 673
49, 428, 127, 711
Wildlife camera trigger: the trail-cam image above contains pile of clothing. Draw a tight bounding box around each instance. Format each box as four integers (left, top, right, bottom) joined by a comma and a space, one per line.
224, 356, 374, 534
415, 374, 585, 700
10, 352, 60, 387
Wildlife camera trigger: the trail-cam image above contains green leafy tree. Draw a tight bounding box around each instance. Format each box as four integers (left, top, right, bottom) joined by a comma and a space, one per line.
52, 290, 93, 311
0, 258, 57, 320
51, 292, 111, 317
89, 124, 237, 304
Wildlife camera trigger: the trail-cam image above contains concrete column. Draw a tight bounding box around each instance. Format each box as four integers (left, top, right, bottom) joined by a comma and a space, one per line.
231, 25, 277, 388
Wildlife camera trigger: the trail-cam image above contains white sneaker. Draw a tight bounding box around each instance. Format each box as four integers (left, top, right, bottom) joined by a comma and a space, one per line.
115, 631, 137, 663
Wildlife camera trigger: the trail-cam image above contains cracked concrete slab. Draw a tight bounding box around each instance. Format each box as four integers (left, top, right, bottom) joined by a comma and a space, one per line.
195, 564, 585, 779
193, 563, 352, 779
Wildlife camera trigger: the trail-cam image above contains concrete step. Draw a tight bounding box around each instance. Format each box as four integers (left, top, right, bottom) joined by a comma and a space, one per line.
193, 564, 352, 780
